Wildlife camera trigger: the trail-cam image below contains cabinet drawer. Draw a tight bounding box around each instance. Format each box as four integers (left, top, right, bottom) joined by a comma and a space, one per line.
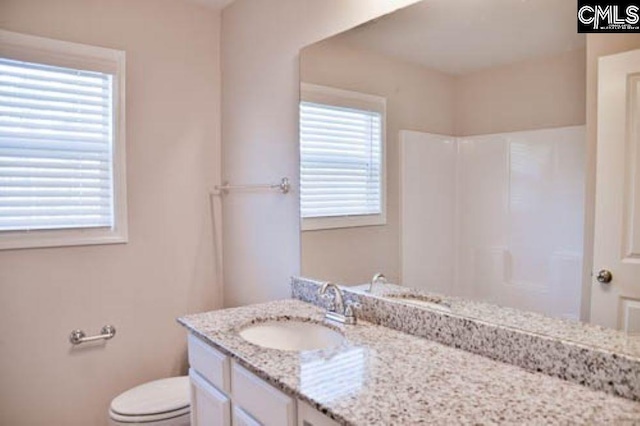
298, 401, 339, 426
188, 334, 231, 394
232, 405, 262, 426
231, 361, 295, 426
189, 369, 231, 426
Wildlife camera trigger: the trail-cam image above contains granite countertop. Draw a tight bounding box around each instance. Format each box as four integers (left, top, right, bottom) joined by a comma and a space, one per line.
349, 282, 640, 358
179, 299, 640, 425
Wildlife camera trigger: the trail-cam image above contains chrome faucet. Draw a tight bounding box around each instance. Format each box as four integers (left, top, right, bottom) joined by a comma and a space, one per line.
367, 273, 387, 293
318, 282, 357, 325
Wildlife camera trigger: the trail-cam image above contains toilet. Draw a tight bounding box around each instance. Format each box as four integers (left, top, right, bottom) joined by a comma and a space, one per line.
109, 376, 190, 425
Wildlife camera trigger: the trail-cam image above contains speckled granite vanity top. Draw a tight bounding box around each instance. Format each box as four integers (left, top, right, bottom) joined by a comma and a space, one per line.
292, 277, 640, 401
351, 282, 640, 357
179, 299, 640, 425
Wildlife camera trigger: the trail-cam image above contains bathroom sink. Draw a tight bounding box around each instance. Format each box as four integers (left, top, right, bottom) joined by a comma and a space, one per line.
386, 294, 451, 311
239, 320, 345, 351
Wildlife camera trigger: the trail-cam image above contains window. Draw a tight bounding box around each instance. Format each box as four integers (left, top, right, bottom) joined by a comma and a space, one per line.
300, 84, 386, 231
0, 30, 126, 250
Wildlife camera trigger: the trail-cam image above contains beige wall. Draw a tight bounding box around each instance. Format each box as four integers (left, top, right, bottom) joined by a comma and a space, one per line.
0, 1, 221, 425
455, 49, 586, 136
221, 0, 422, 307
583, 34, 640, 321
299, 40, 456, 285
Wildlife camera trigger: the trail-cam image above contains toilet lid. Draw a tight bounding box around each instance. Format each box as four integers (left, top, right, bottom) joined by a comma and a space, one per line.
109, 406, 190, 423
110, 376, 190, 417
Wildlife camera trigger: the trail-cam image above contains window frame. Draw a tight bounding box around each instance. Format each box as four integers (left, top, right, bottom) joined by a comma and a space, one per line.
300, 83, 387, 231
0, 30, 127, 250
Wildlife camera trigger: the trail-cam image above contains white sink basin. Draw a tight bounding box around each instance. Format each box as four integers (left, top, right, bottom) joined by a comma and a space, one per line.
239, 320, 345, 351
387, 294, 451, 311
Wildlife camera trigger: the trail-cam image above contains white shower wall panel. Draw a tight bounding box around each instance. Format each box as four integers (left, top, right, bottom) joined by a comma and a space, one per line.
399, 131, 457, 294
401, 126, 585, 319
457, 134, 510, 302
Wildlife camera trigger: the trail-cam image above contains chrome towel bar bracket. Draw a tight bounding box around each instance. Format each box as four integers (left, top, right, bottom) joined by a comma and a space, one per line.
69, 325, 116, 345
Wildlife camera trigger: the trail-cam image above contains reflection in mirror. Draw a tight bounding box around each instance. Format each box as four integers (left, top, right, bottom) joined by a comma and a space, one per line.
299, 0, 587, 322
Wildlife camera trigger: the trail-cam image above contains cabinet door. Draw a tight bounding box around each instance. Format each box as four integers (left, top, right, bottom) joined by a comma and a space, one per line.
232, 405, 262, 426
231, 362, 295, 426
297, 401, 339, 426
188, 334, 231, 394
189, 369, 231, 426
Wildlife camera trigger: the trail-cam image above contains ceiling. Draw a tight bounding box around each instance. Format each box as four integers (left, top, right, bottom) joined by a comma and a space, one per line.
331, 0, 585, 76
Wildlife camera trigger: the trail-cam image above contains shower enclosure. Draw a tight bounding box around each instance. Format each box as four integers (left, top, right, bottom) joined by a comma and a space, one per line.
400, 126, 586, 320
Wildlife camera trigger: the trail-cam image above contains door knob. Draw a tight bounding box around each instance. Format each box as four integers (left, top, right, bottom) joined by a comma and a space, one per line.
596, 269, 613, 284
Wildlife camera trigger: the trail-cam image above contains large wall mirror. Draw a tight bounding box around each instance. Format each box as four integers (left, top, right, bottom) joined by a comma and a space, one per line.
298, 0, 589, 322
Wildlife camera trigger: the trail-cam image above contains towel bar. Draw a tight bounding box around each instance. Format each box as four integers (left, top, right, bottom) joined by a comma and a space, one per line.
213, 177, 290, 195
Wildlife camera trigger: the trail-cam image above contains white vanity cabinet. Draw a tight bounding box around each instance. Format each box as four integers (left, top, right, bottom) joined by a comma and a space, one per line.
188, 334, 232, 426
187, 334, 339, 426
232, 405, 262, 426
297, 401, 340, 426
231, 362, 296, 425
189, 368, 231, 426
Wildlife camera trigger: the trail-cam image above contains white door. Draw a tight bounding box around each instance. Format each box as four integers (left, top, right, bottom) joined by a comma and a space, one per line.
591, 48, 640, 332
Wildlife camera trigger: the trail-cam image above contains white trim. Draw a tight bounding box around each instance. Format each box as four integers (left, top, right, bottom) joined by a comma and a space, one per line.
301, 83, 386, 113
0, 30, 127, 250
111, 39, 128, 248
300, 83, 387, 232
0, 30, 122, 74
302, 213, 386, 231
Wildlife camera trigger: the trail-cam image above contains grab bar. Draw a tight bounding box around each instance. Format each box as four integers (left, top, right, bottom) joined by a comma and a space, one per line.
213, 177, 290, 195
69, 325, 116, 345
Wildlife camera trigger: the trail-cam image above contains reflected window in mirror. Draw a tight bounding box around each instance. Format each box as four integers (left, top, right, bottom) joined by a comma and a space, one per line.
300, 83, 386, 231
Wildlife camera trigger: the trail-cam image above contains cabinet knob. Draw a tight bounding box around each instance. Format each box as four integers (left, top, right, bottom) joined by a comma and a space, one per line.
596, 269, 613, 284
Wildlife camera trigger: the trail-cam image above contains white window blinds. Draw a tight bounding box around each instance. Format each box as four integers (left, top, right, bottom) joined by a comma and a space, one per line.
300, 101, 382, 219
0, 57, 114, 232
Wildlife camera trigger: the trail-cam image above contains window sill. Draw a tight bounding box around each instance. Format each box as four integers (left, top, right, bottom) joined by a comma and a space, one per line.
301, 214, 386, 231
0, 227, 128, 251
